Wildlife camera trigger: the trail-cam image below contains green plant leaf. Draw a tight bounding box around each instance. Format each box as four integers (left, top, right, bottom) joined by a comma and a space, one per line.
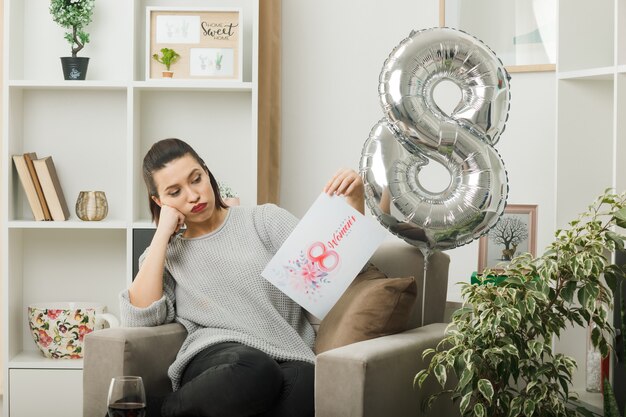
501, 344, 519, 357
459, 368, 474, 390
473, 402, 485, 417
414, 369, 429, 388
477, 379, 494, 404
614, 207, 626, 228
422, 348, 435, 359
526, 296, 536, 315
508, 397, 523, 417
561, 280, 578, 303
434, 364, 447, 388
577, 286, 590, 310
607, 231, 625, 251
460, 392, 472, 414
523, 399, 536, 417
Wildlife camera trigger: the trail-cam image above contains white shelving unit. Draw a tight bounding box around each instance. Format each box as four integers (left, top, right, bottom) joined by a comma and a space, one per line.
555, 0, 626, 410
2, 0, 259, 416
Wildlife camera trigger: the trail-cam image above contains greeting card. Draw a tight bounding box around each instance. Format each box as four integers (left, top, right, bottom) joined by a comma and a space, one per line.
262, 193, 387, 319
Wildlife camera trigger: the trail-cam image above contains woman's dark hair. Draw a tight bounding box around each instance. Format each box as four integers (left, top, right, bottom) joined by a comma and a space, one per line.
143, 138, 227, 224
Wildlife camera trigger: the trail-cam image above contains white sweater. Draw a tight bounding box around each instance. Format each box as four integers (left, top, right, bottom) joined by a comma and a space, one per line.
119, 204, 316, 391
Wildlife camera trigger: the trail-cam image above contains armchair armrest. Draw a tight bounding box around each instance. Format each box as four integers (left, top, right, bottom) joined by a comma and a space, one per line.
83, 323, 187, 417
315, 323, 458, 417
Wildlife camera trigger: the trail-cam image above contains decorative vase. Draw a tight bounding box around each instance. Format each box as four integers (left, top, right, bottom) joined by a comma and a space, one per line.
76, 191, 108, 221
60, 57, 90, 80
586, 322, 601, 392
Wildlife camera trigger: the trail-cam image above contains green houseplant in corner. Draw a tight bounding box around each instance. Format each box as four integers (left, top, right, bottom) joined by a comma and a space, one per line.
416, 189, 626, 417
50, 0, 95, 80
152, 48, 181, 78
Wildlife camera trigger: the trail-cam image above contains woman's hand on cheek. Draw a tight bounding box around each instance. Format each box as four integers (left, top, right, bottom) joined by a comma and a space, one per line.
157, 204, 186, 238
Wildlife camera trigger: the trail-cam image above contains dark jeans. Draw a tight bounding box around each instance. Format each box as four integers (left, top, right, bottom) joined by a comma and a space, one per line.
157, 342, 314, 417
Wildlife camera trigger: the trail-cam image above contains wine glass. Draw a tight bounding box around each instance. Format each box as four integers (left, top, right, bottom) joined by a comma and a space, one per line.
107, 376, 147, 417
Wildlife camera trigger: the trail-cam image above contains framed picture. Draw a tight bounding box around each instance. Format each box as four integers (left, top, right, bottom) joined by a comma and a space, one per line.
478, 204, 538, 272
439, 0, 555, 73
146, 7, 243, 81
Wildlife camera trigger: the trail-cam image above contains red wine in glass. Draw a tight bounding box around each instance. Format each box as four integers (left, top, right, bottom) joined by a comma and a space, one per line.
107, 402, 146, 417
107, 376, 146, 417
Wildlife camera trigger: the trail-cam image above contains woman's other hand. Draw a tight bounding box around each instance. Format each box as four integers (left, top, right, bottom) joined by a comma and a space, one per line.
323, 168, 365, 215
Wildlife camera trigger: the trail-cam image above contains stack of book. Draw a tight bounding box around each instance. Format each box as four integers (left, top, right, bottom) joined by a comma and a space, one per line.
12, 152, 70, 221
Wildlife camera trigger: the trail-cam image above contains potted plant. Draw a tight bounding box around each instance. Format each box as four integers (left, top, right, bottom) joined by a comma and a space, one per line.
50, 0, 95, 80
416, 189, 626, 417
152, 48, 181, 78
218, 181, 240, 207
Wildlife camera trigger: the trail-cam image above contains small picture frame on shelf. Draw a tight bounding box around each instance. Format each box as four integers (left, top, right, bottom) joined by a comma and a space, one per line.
146, 7, 243, 81
478, 204, 538, 272
439, 0, 556, 73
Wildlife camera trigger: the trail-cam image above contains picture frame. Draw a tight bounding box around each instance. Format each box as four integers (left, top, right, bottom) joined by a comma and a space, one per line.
439, 0, 555, 73
478, 204, 538, 272
146, 7, 243, 81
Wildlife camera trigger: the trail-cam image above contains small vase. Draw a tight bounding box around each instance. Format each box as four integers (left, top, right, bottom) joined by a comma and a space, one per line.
76, 191, 108, 221
585, 322, 602, 392
60, 57, 90, 80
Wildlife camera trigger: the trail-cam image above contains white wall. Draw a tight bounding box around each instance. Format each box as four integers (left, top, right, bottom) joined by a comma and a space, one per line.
281, 0, 557, 302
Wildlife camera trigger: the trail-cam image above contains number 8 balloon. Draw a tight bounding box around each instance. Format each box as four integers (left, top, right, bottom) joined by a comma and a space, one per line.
360, 27, 510, 252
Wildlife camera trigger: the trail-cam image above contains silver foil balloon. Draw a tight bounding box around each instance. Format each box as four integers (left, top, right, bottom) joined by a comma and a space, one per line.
361, 28, 510, 251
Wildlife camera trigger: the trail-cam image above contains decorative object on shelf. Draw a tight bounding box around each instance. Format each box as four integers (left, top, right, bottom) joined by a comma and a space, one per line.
49, 0, 95, 80
218, 181, 240, 206
146, 7, 243, 81
439, 0, 556, 73
12, 153, 50, 221
152, 47, 181, 78
416, 189, 626, 417
75, 191, 108, 221
478, 204, 538, 272
586, 321, 602, 392
28, 302, 119, 359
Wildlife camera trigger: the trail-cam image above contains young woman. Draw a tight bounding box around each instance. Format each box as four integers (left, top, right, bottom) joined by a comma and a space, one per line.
120, 138, 364, 417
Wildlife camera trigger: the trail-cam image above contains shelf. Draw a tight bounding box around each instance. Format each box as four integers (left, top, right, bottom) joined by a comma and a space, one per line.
558, 66, 615, 81
133, 221, 156, 229
8, 80, 129, 90
8, 220, 128, 229
2, 0, 260, 415
134, 80, 253, 92
572, 390, 603, 414
8, 351, 83, 370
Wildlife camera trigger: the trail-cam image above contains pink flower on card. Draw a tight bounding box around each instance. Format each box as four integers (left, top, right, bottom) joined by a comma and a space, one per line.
300, 261, 318, 283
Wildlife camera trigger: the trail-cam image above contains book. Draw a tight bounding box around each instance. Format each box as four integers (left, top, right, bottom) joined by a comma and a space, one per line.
262, 193, 387, 319
12, 153, 47, 221
32, 156, 70, 221
23, 153, 52, 220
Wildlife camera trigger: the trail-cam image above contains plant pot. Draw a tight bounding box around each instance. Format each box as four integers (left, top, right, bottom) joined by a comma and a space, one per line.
60, 57, 90, 80
162, 71, 174, 78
